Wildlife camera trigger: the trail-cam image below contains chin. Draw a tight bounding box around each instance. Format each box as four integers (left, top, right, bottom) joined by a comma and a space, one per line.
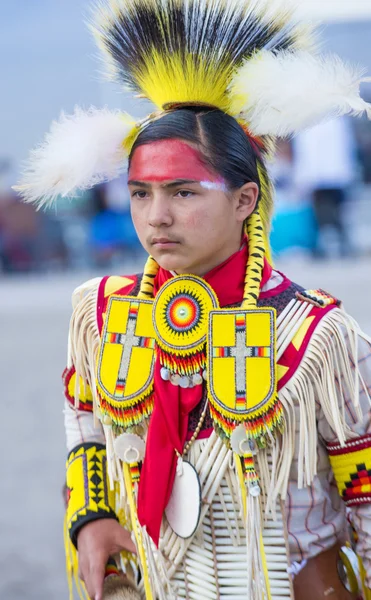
156, 257, 184, 272
153, 252, 189, 273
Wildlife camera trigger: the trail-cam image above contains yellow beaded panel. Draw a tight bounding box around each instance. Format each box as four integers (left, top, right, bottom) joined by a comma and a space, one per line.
207, 307, 282, 443
97, 296, 155, 428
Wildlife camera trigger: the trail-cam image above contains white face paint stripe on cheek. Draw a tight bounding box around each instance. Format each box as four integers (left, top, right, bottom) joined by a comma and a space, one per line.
200, 181, 228, 192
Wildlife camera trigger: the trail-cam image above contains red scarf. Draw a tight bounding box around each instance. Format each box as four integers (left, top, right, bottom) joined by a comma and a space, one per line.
137, 244, 272, 545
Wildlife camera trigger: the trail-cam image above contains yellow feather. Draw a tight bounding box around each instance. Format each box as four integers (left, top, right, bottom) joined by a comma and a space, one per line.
136, 51, 233, 111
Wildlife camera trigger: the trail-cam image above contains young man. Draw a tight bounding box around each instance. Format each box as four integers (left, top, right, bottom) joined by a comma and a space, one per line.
17, 1, 371, 599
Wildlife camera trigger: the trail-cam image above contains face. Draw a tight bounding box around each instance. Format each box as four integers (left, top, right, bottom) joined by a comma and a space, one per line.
128, 139, 258, 275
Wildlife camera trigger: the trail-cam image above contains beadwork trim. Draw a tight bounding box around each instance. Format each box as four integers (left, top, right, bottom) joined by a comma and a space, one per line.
327, 434, 371, 507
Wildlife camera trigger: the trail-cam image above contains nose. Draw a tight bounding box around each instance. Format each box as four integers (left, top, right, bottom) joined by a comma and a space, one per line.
148, 193, 173, 228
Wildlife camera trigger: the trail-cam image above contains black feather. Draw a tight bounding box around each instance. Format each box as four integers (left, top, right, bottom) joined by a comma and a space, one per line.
93, 0, 299, 93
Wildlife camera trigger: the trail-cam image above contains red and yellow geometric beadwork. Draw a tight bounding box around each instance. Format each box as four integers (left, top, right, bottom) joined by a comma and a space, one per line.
327, 434, 371, 506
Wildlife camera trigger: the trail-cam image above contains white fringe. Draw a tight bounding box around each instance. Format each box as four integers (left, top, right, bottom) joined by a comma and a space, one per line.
273, 307, 371, 504
246, 493, 269, 600
69, 279, 101, 417
140, 527, 176, 600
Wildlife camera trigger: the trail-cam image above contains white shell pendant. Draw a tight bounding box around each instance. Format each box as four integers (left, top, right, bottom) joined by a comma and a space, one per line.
114, 433, 145, 464
230, 424, 257, 456
165, 458, 201, 539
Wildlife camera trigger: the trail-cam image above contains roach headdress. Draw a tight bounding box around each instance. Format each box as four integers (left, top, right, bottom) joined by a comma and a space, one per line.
16, 0, 370, 221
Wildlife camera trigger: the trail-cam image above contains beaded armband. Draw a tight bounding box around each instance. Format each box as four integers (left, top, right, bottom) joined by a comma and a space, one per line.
327, 434, 371, 506
66, 443, 117, 546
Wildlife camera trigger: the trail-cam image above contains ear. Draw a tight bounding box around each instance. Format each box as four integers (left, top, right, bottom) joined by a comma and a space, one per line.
234, 182, 259, 222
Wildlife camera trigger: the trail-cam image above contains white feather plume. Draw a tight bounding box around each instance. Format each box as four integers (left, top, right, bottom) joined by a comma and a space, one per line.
230, 50, 371, 137
14, 107, 136, 208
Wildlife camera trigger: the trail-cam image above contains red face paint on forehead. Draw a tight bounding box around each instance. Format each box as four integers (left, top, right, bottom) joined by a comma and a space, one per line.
129, 139, 222, 183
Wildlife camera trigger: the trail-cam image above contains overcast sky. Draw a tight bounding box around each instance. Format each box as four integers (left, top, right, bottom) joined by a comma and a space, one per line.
2, 1, 371, 174
0, 0, 152, 173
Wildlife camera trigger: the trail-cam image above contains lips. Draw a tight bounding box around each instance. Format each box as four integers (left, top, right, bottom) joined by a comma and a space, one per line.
152, 237, 179, 245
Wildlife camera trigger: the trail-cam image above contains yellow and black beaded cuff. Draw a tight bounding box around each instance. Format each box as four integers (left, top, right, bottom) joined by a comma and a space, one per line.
327, 434, 371, 507
66, 443, 117, 546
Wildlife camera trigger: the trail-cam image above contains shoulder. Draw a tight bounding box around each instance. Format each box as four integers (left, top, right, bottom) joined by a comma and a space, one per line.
65, 273, 143, 386
71, 276, 103, 309
95, 273, 143, 334
275, 280, 346, 389
258, 269, 304, 315
259, 269, 341, 313
97, 273, 142, 301
71, 273, 142, 309
68, 273, 143, 346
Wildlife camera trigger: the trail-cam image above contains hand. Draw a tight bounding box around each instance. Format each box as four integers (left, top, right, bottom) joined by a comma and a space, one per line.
77, 518, 137, 600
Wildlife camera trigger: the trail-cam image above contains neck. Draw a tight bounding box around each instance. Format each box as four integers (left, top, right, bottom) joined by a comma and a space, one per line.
154, 239, 250, 308
175, 237, 243, 277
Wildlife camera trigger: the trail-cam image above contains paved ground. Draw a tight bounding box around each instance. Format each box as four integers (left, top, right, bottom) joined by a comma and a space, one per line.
1, 256, 370, 600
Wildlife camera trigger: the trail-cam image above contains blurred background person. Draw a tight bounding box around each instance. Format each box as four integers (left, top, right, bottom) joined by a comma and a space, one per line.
89, 179, 144, 269
0, 191, 40, 272
270, 139, 317, 257
293, 117, 358, 258
0, 191, 68, 273
89, 182, 127, 269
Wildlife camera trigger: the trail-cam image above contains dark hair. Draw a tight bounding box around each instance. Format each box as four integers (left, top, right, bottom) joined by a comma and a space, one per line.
129, 108, 262, 192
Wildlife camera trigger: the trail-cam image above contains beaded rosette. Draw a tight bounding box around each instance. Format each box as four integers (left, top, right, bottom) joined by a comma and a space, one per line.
153, 276, 218, 389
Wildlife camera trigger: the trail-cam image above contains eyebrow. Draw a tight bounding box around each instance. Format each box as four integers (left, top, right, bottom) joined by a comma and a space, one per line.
128, 179, 200, 188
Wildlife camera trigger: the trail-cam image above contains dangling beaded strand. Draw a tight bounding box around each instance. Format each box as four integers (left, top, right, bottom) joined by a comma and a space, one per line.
242, 208, 266, 310
137, 255, 159, 299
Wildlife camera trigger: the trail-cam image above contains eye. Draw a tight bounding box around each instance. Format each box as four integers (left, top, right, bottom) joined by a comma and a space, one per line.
175, 189, 194, 198
132, 190, 148, 199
